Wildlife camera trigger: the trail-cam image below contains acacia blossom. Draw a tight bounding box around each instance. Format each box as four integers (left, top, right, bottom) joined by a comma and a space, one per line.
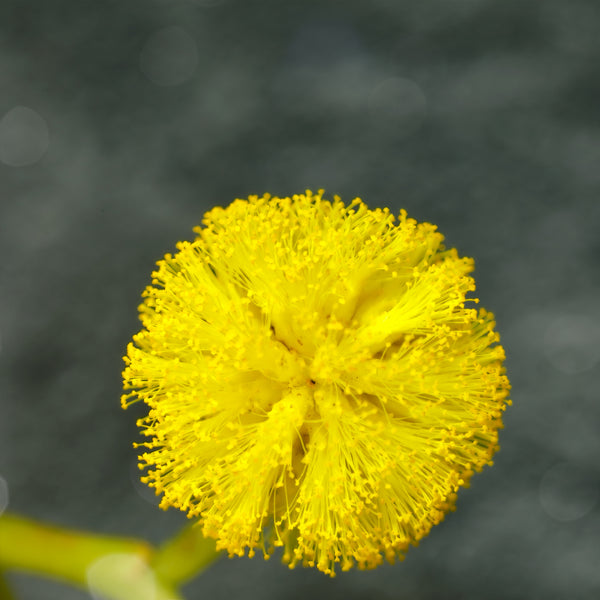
122, 191, 510, 575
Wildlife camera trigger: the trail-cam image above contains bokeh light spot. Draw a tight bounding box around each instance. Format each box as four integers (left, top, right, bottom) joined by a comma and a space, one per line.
0, 106, 49, 167
368, 77, 427, 136
0, 476, 9, 516
543, 314, 600, 374
87, 553, 157, 600
129, 457, 160, 506
539, 462, 598, 522
140, 26, 199, 87
191, 0, 225, 6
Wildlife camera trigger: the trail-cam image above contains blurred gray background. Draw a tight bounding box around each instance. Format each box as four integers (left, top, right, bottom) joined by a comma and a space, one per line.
1, 0, 599, 599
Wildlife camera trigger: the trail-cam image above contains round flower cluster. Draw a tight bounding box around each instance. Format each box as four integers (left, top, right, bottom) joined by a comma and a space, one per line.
122, 191, 510, 575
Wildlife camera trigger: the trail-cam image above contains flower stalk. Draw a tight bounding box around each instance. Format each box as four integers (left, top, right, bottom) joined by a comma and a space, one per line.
0, 512, 220, 599
151, 521, 220, 587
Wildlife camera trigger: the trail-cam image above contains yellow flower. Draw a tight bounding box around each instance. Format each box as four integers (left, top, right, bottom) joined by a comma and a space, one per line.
122, 190, 510, 576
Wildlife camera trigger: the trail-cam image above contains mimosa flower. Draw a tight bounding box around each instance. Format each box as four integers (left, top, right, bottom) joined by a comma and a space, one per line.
122, 191, 510, 575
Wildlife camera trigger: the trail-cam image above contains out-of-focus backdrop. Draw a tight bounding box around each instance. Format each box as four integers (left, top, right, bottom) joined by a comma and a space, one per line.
1, 1, 599, 598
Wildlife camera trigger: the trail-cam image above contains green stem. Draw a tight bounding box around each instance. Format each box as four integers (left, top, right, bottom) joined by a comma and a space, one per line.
0, 513, 151, 586
0, 513, 184, 600
151, 520, 221, 586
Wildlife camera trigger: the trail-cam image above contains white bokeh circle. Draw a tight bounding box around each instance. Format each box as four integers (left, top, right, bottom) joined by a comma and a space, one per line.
0, 106, 49, 167
0, 475, 9, 516
87, 553, 157, 600
368, 77, 428, 135
543, 314, 600, 374
155, 0, 225, 4
129, 456, 161, 506
190, 0, 225, 5
140, 26, 199, 87
539, 462, 598, 522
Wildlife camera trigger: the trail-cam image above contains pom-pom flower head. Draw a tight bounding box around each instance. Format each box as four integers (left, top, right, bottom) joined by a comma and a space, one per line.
122, 191, 510, 575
